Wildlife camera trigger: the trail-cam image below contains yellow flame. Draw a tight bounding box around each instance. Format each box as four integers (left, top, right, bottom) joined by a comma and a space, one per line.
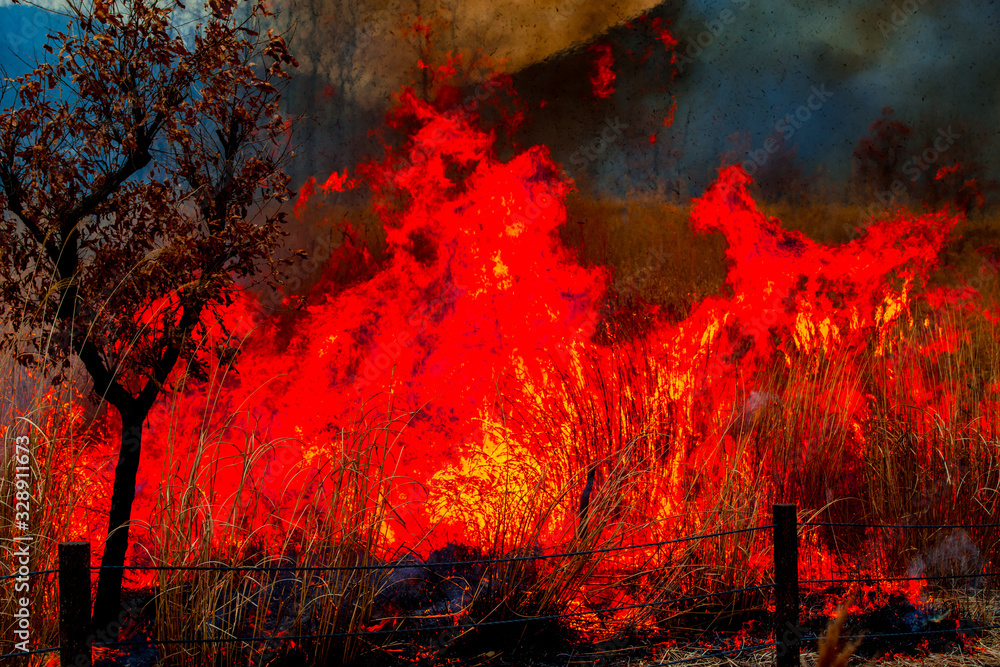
491, 251, 513, 290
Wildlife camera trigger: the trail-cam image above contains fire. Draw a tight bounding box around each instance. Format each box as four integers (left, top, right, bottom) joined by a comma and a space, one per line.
27, 46, 998, 647
589, 43, 616, 99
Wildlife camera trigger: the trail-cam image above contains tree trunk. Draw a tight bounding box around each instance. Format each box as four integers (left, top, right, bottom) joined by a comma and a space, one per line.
91, 410, 146, 635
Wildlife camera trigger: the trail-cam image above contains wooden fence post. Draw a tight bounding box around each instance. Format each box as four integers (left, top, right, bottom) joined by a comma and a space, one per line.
60, 541, 91, 667
773, 504, 799, 667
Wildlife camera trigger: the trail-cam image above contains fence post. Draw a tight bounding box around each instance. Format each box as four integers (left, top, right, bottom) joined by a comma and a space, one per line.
60, 541, 91, 667
773, 504, 799, 667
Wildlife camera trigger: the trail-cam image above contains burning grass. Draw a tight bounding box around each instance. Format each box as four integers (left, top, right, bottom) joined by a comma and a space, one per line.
4, 215, 1000, 664
4, 86, 1000, 665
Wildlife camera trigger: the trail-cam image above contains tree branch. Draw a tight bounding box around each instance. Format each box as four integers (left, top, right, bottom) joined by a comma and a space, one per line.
0, 162, 61, 264
76, 338, 137, 412
136, 292, 207, 414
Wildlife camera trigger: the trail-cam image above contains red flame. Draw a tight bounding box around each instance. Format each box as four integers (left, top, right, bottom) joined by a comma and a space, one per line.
935, 162, 962, 180
589, 44, 615, 99
49, 54, 997, 633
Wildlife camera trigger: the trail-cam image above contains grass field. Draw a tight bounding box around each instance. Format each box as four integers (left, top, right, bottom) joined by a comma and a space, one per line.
3, 191, 1000, 665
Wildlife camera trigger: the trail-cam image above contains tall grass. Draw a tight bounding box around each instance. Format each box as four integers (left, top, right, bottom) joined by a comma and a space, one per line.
2, 195, 1000, 664
0, 343, 112, 663
0, 323, 412, 666
493, 341, 774, 636
135, 369, 413, 666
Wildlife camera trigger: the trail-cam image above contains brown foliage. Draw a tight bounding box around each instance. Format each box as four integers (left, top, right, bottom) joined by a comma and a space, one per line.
0, 0, 301, 627
0, 0, 297, 400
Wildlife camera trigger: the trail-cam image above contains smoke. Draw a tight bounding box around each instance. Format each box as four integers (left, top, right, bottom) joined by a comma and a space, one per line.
267, 0, 1000, 197
266, 0, 663, 184
908, 529, 986, 593
660, 0, 1000, 191
3, 0, 997, 194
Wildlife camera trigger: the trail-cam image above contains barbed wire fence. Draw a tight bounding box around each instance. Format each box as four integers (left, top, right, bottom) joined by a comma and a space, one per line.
3, 505, 999, 666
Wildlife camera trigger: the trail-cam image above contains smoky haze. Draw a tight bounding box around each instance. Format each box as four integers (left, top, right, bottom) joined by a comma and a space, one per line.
663, 0, 1000, 193
269, 0, 999, 196
268, 0, 662, 184
1, 0, 997, 194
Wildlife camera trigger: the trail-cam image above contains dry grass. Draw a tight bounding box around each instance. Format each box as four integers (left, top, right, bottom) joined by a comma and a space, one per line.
561, 193, 727, 326
0, 349, 104, 664
142, 398, 408, 666
0, 325, 409, 665
642, 633, 1000, 667
3, 194, 1000, 665
635, 604, 1000, 667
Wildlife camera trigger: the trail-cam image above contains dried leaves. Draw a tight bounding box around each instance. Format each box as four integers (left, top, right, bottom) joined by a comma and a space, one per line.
0, 0, 299, 400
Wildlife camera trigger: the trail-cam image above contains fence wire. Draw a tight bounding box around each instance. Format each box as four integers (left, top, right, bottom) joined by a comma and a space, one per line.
0, 646, 60, 660
8, 517, 1000, 661
802, 521, 1000, 529
88, 524, 775, 574
90, 583, 776, 648
0, 567, 56, 582
803, 571, 998, 585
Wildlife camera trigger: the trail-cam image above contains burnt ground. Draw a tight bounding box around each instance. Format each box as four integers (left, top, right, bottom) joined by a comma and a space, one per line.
91, 551, 1000, 667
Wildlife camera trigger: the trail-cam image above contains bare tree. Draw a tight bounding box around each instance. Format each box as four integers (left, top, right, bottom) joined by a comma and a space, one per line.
0, 0, 299, 630
851, 106, 913, 198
